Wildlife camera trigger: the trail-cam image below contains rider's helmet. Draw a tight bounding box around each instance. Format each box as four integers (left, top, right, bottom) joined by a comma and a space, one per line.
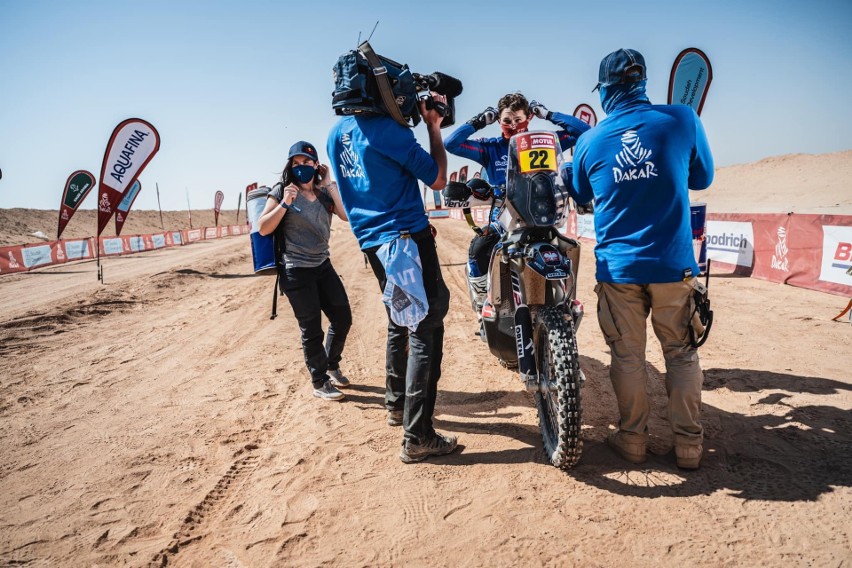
505, 131, 569, 228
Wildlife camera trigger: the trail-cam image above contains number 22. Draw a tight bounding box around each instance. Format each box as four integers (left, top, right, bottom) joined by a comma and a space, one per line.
529, 150, 549, 169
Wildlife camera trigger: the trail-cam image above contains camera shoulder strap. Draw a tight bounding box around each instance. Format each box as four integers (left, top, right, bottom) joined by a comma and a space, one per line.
358, 41, 411, 128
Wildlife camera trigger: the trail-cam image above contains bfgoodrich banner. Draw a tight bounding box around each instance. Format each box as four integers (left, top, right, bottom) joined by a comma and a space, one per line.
97, 119, 160, 236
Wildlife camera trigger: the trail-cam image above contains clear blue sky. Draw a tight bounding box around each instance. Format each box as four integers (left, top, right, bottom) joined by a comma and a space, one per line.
1, 0, 850, 211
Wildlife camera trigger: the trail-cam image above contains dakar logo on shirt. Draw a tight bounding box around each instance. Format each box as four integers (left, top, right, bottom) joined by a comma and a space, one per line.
612, 130, 658, 183
337, 133, 365, 180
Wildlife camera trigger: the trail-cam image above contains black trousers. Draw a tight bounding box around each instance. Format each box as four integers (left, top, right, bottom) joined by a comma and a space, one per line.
281, 259, 352, 388
365, 228, 450, 444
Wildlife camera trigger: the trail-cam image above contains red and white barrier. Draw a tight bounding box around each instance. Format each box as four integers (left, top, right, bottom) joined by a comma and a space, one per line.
0, 224, 249, 276
437, 207, 852, 297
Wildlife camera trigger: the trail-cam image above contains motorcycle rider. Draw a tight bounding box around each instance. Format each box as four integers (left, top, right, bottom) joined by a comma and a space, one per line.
570, 49, 714, 469
445, 93, 591, 324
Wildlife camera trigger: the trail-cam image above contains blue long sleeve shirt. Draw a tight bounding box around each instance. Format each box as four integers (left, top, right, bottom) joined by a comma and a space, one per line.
445, 111, 590, 187
572, 95, 714, 283
327, 115, 438, 250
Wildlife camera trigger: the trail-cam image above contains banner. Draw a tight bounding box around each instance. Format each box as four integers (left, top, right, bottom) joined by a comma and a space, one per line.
57, 170, 96, 239
571, 104, 598, 156
97, 118, 160, 236
458, 166, 468, 183
668, 47, 713, 115
0, 224, 250, 276
115, 180, 142, 236
214, 190, 225, 226
572, 104, 598, 127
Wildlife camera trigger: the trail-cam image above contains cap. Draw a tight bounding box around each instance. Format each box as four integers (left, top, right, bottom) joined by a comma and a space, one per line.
287, 141, 319, 162
593, 49, 647, 92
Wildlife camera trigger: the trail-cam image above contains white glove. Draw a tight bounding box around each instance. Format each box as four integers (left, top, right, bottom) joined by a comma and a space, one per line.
529, 100, 550, 120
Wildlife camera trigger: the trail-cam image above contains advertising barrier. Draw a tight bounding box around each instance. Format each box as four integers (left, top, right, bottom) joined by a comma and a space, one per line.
558, 210, 852, 297
0, 224, 249, 276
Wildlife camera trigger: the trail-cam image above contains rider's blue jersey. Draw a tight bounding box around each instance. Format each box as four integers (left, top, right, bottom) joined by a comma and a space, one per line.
445, 111, 592, 188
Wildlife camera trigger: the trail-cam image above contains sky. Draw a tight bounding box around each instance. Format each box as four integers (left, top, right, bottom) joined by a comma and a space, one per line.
1, 0, 851, 212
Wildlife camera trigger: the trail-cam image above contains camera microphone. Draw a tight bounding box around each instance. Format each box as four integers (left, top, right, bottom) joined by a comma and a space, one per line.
426, 72, 463, 98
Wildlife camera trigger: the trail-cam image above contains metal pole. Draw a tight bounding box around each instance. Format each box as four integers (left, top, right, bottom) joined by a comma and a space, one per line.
185, 187, 192, 229
156, 182, 165, 230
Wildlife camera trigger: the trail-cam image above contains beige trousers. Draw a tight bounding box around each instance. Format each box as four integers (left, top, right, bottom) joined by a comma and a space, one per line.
595, 280, 704, 448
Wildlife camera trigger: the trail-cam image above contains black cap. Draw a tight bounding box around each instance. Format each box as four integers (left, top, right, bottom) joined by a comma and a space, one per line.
593, 49, 647, 92
287, 141, 318, 162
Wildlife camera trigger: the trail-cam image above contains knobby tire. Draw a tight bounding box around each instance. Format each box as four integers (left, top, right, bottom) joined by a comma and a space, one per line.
533, 306, 583, 469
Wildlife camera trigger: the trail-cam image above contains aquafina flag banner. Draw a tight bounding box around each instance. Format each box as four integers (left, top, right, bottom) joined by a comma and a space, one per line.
97, 118, 160, 236
668, 48, 713, 116
376, 237, 429, 331
57, 170, 96, 239
214, 190, 225, 226
115, 179, 142, 236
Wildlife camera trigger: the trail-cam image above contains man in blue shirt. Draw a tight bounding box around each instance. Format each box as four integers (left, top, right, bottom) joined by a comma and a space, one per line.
328, 87, 458, 463
571, 49, 714, 469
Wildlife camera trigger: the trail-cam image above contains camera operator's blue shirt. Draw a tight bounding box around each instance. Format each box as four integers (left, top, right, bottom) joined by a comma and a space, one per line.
327, 115, 438, 250
571, 83, 714, 284
445, 111, 590, 187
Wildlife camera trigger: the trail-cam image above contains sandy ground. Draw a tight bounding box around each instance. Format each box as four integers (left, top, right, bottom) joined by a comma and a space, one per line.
1, 198, 850, 566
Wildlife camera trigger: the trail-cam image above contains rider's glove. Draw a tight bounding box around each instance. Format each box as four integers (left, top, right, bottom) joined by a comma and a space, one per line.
576, 200, 595, 215
467, 107, 498, 130
529, 100, 552, 121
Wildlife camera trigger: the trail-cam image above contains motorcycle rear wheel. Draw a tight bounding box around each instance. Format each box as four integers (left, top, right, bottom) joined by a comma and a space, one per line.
532, 306, 583, 469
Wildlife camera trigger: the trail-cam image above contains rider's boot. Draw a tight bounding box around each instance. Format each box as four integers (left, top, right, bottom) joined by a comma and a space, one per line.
467, 273, 488, 339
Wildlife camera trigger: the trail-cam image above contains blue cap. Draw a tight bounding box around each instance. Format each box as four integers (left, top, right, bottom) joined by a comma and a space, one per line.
593, 49, 647, 92
287, 140, 318, 162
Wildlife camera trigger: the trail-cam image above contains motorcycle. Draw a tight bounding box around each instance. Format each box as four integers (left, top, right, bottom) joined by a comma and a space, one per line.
443, 130, 586, 469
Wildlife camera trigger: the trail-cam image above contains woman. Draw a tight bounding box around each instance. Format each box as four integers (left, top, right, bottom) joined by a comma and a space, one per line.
258, 140, 352, 401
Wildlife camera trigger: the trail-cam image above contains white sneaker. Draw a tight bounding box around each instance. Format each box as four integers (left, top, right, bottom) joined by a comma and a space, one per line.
328, 368, 350, 388
313, 380, 345, 401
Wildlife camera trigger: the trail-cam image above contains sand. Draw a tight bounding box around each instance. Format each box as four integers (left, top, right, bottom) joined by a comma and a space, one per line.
0, 153, 850, 566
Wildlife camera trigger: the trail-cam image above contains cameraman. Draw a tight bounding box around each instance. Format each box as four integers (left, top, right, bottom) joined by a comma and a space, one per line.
327, 86, 458, 464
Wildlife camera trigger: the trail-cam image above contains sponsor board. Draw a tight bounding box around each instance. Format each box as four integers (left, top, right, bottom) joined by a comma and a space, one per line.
705, 220, 754, 267
576, 214, 596, 240
103, 238, 125, 255
819, 225, 852, 286
129, 237, 145, 252
65, 240, 91, 259
21, 245, 53, 268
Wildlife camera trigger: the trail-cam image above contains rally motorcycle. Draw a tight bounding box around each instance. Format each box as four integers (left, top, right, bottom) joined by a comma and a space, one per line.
444, 131, 586, 469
